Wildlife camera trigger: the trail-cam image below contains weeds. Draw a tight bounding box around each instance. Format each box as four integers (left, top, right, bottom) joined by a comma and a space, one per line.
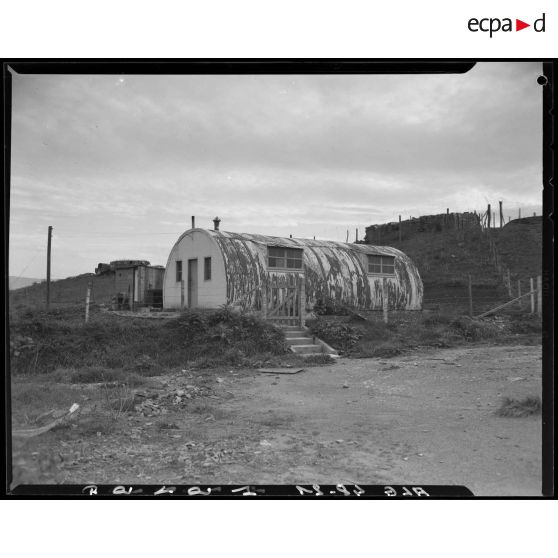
9, 306, 287, 375
495, 396, 542, 417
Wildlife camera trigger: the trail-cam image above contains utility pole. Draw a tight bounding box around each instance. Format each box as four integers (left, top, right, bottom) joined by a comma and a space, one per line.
499, 201, 503, 228
46, 225, 53, 310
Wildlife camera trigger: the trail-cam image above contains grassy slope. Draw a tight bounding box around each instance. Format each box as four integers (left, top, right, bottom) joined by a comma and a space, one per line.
491, 217, 542, 285
9, 273, 116, 311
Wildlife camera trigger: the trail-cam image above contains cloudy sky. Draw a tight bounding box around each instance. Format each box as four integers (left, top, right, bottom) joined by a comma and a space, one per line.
9, 62, 542, 279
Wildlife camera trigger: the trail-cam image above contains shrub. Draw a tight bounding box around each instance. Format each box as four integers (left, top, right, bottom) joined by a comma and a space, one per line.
496, 396, 541, 417
306, 318, 362, 351
314, 297, 351, 316
450, 316, 499, 341
9, 306, 287, 375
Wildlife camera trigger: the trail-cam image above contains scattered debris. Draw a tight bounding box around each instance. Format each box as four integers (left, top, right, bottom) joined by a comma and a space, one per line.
258, 368, 305, 375
13, 403, 80, 438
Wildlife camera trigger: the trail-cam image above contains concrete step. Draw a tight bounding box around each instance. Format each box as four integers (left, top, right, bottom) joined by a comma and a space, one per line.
285, 337, 314, 346
291, 344, 325, 354
284, 330, 308, 338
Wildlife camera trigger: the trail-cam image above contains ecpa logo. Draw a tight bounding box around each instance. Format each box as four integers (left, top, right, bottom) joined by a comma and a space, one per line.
468, 13, 546, 37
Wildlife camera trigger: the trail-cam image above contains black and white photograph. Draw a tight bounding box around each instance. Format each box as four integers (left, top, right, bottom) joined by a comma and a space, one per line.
6, 61, 547, 497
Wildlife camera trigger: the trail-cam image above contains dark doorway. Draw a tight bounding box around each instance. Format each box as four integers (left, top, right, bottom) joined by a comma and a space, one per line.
187, 259, 198, 308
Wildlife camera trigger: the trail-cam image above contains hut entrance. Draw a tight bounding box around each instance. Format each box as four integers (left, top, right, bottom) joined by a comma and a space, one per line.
187, 259, 198, 308
264, 273, 304, 327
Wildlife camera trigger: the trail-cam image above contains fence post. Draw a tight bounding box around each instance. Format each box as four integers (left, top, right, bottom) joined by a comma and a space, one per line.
530, 277, 535, 314
537, 275, 542, 317
517, 279, 522, 309
299, 276, 305, 327
85, 282, 91, 323
399, 215, 402, 242
382, 278, 388, 324
261, 281, 267, 320
468, 274, 473, 317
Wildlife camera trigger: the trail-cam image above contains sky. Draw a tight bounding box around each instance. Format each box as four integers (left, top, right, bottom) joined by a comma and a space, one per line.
9, 62, 543, 279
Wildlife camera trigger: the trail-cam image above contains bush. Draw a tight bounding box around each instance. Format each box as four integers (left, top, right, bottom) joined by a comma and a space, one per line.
306, 318, 362, 351
314, 297, 351, 316
9, 306, 287, 375
496, 396, 541, 417
450, 316, 499, 341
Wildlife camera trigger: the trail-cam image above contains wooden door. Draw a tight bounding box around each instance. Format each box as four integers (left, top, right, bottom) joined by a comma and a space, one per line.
265, 273, 304, 326
187, 259, 198, 308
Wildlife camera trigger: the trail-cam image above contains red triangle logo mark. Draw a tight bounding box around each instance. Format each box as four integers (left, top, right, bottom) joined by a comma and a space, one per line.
516, 19, 530, 31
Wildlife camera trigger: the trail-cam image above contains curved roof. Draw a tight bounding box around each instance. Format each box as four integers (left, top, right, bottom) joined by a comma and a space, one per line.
166, 229, 422, 310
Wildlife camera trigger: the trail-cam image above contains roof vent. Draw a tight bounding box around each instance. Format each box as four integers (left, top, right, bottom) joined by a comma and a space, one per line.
213, 216, 221, 231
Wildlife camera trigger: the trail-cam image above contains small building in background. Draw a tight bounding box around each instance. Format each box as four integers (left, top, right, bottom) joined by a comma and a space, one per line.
96, 260, 165, 310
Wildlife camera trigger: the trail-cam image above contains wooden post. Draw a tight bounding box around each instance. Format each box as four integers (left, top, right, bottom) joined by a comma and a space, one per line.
506, 268, 512, 297
398, 215, 402, 242
355, 228, 358, 243
468, 274, 473, 317
530, 277, 535, 314
382, 278, 388, 324
180, 279, 185, 308
518, 208, 521, 219
487, 204, 491, 228
346, 230, 349, 243
46, 225, 52, 310
262, 282, 267, 320
499, 201, 503, 228
191, 216, 195, 229
85, 282, 91, 323
537, 275, 542, 317
517, 279, 522, 309
299, 276, 305, 327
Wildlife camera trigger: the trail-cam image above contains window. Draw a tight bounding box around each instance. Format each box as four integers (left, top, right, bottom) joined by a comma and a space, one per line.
176, 260, 182, 282
267, 247, 303, 269
367, 255, 395, 275
204, 257, 212, 281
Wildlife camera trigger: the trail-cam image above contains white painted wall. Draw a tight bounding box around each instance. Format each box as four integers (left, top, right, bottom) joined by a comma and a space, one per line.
163, 229, 227, 309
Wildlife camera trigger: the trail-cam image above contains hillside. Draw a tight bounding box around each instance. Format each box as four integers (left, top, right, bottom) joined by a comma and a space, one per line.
9, 276, 44, 290
9, 273, 117, 312
491, 217, 542, 285
365, 214, 541, 316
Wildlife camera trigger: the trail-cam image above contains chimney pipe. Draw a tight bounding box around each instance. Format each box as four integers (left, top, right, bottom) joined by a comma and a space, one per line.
191, 216, 195, 229
213, 216, 221, 231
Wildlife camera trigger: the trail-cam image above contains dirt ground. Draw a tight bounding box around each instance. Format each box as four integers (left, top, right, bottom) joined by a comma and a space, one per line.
11, 344, 542, 496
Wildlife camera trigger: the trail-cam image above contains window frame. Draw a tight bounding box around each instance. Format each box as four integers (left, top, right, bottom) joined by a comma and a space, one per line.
267, 246, 303, 270
204, 257, 212, 281
367, 254, 395, 276
176, 260, 183, 282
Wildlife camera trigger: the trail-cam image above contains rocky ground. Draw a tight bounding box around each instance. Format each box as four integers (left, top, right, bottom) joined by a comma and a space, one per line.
11, 344, 542, 496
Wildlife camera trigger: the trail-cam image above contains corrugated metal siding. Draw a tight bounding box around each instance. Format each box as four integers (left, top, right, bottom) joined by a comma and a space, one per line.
206, 231, 422, 310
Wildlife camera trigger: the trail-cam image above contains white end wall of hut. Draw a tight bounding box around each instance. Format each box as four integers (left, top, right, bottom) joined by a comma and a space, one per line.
163, 229, 227, 309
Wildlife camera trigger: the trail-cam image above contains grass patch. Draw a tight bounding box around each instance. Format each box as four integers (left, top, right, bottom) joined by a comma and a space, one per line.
306, 310, 535, 357
495, 396, 542, 417
300, 354, 336, 366
9, 305, 287, 376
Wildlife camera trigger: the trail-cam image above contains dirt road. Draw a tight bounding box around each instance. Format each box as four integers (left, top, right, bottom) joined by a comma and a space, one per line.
12, 344, 542, 495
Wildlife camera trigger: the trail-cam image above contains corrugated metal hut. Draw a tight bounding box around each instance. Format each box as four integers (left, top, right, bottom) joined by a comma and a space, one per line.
163, 223, 422, 324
